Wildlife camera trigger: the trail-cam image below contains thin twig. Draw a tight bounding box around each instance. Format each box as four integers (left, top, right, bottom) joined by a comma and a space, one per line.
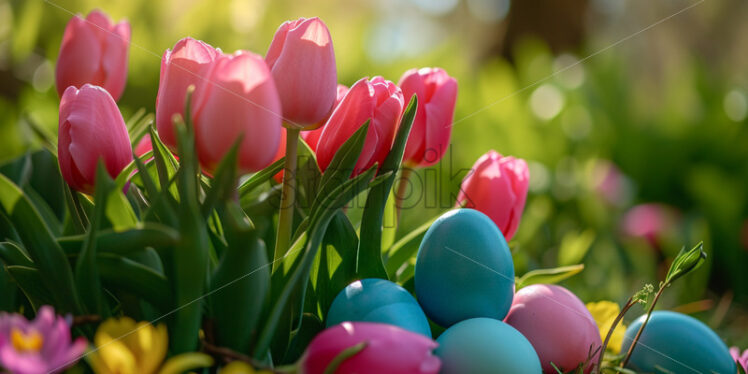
596, 297, 635, 373
621, 285, 666, 367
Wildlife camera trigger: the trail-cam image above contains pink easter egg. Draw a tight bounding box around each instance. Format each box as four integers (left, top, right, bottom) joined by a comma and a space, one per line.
504, 284, 602, 373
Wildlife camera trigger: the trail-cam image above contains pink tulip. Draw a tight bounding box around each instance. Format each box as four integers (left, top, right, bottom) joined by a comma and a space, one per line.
266, 17, 337, 128
399, 68, 457, 168
300, 322, 440, 374
730, 347, 748, 373
315, 77, 404, 176
156, 37, 219, 152
504, 284, 602, 373
0, 306, 87, 374
455, 151, 529, 241
58, 84, 132, 194
133, 136, 153, 158
192, 51, 282, 174
302, 84, 349, 152
55, 9, 130, 101
621, 204, 679, 249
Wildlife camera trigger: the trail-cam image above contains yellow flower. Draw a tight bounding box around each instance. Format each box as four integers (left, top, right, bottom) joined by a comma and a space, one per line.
586, 301, 627, 353
220, 361, 274, 374
88, 317, 213, 374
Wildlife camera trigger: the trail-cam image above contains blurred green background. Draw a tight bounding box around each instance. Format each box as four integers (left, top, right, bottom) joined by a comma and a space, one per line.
0, 0, 746, 344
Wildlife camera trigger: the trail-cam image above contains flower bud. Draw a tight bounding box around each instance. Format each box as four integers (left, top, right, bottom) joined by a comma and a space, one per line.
192, 51, 282, 174
58, 84, 132, 194
55, 9, 130, 101
315, 77, 404, 176
398, 68, 457, 167
266, 17, 337, 128
455, 151, 529, 241
300, 322, 440, 374
156, 37, 219, 151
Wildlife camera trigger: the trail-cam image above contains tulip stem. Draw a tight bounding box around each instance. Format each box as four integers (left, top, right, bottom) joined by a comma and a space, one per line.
621, 284, 666, 368
273, 127, 300, 270
394, 167, 412, 221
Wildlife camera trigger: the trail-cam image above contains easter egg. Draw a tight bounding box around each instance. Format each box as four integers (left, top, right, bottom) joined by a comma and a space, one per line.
326, 278, 432, 337
435, 317, 541, 374
504, 284, 602, 373
415, 209, 514, 327
621, 311, 736, 374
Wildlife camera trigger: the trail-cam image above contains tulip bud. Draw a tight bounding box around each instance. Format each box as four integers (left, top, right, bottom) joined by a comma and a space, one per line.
266, 17, 337, 128
455, 151, 529, 241
316, 77, 404, 176
58, 84, 132, 194
192, 51, 282, 174
156, 37, 219, 151
301, 84, 349, 152
398, 68, 457, 168
300, 322, 441, 374
134, 136, 152, 157
55, 9, 130, 101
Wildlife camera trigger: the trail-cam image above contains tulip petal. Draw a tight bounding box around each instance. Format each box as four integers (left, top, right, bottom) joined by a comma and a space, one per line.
55, 16, 103, 96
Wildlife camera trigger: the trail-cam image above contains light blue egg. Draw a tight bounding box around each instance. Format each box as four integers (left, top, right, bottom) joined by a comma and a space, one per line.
621, 311, 736, 374
436, 317, 541, 374
326, 278, 432, 337
415, 208, 514, 327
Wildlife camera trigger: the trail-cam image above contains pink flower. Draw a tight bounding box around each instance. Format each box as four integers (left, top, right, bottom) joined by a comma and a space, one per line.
0, 306, 87, 374
266, 17, 337, 128
730, 347, 748, 372
155, 37, 219, 152
315, 77, 404, 176
55, 9, 130, 101
300, 322, 440, 374
134, 136, 152, 157
302, 84, 349, 152
455, 151, 529, 241
192, 51, 282, 174
398, 68, 457, 168
621, 204, 679, 248
58, 84, 132, 194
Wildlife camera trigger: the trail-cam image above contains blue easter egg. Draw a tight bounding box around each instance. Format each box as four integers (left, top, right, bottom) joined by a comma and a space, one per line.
326, 278, 432, 337
436, 317, 542, 374
415, 208, 514, 327
621, 311, 736, 374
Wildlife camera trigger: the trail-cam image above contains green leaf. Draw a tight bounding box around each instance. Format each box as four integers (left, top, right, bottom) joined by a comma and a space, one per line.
516, 264, 585, 289
209, 204, 269, 353
58, 223, 180, 256
664, 242, 707, 285
558, 229, 595, 266
0, 174, 80, 313
384, 214, 438, 278
5, 265, 55, 310
169, 91, 212, 353
75, 162, 113, 315
0, 241, 33, 267
97, 253, 172, 312
311, 211, 359, 317
323, 342, 367, 374
237, 157, 285, 198
282, 313, 325, 364
254, 166, 383, 359
357, 96, 417, 279
148, 125, 180, 197
201, 140, 241, 218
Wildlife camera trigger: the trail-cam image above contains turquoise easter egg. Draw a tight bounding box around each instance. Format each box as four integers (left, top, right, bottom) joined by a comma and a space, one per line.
621, 311, 736, 374
326, 278, 432, 337
435, 317, 541, 374
415, 208, 514, 327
